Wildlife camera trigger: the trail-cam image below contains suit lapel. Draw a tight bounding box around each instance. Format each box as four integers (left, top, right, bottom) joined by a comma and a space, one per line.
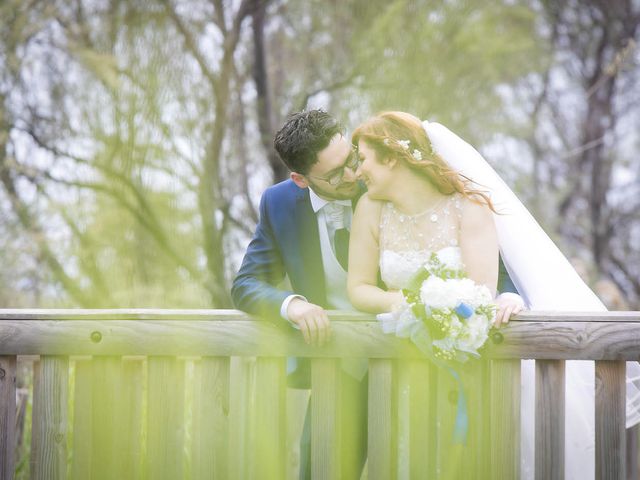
294, 188, 326, 305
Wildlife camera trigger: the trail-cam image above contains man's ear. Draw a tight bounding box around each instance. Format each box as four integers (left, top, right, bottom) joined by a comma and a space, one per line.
291, 172, 309, 189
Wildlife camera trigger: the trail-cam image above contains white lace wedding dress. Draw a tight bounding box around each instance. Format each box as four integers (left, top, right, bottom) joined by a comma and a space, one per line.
377, 192, 598, 479
378, 195, 466, 479
417, 120, 640, 480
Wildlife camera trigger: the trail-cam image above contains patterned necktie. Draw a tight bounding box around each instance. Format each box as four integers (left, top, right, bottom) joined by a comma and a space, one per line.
334, 227, 350, 271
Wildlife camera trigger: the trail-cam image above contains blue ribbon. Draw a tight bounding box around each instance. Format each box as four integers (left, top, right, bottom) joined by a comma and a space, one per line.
446, 366, 468, 444
454, 302, 474, 319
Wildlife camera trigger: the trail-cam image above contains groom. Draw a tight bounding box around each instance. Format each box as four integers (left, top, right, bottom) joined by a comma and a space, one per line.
232, 109, 368, 479
231, 109, 523, 479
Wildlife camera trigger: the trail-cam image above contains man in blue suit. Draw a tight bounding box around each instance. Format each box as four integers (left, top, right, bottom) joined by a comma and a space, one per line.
232, 110, 523, 479
233, 110, 361, 343
232, 110, 369, 479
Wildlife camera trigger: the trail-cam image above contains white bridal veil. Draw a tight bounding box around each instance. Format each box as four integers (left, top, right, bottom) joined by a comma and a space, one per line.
423, 120, 640, 479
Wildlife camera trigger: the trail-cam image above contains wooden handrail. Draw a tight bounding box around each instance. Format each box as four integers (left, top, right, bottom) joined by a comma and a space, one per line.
0, 310, 639, 359
0, 309, 638, 480
0, 309, 639, 321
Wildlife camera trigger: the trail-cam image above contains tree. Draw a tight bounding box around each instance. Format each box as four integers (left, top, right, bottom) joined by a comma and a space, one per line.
0, 0, 571, 309
513, 0, 640, 306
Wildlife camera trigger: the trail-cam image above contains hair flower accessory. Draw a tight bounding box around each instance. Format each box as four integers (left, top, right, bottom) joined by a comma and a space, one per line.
398, 139, 410, 150
412, 149, 423, 161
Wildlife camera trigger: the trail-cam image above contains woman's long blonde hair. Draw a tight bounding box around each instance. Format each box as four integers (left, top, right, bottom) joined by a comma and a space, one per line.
352, 111, 495, 211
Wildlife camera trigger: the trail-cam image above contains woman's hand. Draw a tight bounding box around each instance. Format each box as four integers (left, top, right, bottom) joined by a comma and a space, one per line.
493, 292, 525, 327
388, 290, 406, 312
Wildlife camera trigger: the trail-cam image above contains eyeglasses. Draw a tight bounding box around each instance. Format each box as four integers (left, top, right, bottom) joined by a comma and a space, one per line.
308, 146, 360, 186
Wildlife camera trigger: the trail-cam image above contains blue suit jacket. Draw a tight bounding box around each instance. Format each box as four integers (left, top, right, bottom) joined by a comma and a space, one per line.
232, 180, 331, 320
232, 180, 517, 384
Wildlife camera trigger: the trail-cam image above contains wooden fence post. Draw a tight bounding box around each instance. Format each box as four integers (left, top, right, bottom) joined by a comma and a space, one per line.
311, 358, 341, 480
535, 360, 565, 480
31, 356, 68, 480
368, 359, 395, 480
0, 355, 16, 480
253, 357, 287, 479
409, 359, 434, 479
490, 360, 520, 479
596, 360, 626, 480
192, 356, 230, 480
146, 356, 185, 480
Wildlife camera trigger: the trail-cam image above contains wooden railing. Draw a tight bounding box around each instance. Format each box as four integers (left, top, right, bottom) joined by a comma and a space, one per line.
0, 309, 639, 480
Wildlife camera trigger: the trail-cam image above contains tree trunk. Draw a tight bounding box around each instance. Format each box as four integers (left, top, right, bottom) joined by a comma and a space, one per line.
252, 0, 288, 182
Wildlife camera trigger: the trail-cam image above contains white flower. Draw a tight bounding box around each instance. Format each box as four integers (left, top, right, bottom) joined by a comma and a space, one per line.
456, 314, 490, 352
447, 316, 463, 336
383, 138, 390, 146
419, 276, 478, 309
412, 149, 423, 161
398, 139, 410, 150
469, 284, 493, 308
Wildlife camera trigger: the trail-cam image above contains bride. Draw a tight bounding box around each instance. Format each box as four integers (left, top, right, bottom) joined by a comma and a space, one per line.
346, 111, 640, 479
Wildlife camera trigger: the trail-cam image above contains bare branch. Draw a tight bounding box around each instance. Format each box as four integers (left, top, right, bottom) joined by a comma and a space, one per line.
160, 0, 221, 97
295, 72, 359, 112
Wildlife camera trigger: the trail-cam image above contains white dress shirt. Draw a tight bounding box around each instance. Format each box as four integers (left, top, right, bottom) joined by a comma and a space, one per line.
280, 187, 353, 320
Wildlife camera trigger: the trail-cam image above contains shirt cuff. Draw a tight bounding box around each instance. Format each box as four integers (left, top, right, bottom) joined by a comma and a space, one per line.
280, 294, 307, 329
496, 291, 526, 308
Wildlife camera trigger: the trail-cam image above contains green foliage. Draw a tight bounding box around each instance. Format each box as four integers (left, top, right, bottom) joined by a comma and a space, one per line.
347, 0, 547, 136
11, 0, 633, 309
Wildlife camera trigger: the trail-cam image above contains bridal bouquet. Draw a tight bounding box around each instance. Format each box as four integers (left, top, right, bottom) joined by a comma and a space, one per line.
379, 253, 497, 363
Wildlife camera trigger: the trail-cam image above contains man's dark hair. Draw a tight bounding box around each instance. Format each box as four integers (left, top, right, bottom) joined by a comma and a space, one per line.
274, 109, 344, 175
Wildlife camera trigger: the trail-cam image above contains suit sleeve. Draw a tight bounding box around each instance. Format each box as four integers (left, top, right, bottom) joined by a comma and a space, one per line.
231, 189, 293, 320
497, 255, 518, 294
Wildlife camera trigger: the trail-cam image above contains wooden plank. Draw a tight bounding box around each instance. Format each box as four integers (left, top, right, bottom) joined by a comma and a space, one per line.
408, 359, 433, 479
490, 360, 520, 480
3, 319, 640, 360
340, 362, 368, 480
252, 357, 286, 479
14, 359, 31, 474
436, 364, 462, 480
71, 359, 92, 480
535, 360, 565, 480
626, 424, 639, 480
0, 320, 411, 358
74, 357, 142, 480
486, 322, 640, 360
0, 308, 255, 321
368, 359, 395, 480
479, 360, 492, 479
119, 357, 144, 478
286, 389, 310, 480
30, 356, 68, 480
146, 356, 185, 480
0, 356, 16, 480
1, 308, 639, 323
596, 360, 626, 480
192, 357, 229, 480
460, 360, 489, 480
91, 357, 121, 480
0, 309, 372, 321
228, 356, 255, 480
396, 362, 410, 480
311, 358, 341, 480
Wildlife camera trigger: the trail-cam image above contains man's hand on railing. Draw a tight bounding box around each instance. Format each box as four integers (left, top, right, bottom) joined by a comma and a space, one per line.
494, 292, 526, 327
286, 298, 332, 346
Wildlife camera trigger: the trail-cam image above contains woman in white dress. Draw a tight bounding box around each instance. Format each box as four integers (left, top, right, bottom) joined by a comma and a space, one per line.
346, 111, 640, 479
